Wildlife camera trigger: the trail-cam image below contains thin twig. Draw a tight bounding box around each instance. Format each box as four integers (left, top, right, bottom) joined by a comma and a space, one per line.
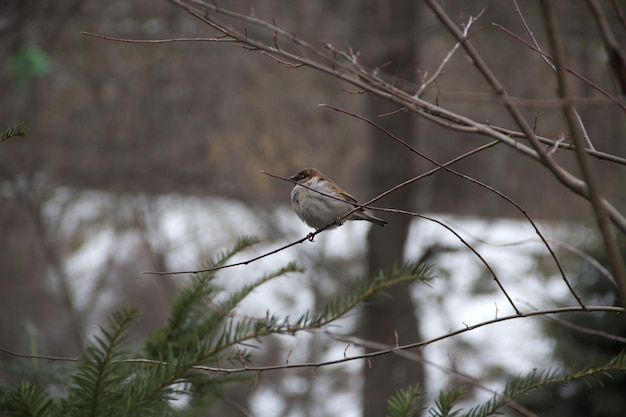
324, 331, 540, 417
512, 1, 597, 151
522, 301, 626, 344
513, 0, 555, 70
416, 9, 485, 97
399, 209, 520, 314
492, 23, 626, 112
81, 31, 234, 43
550, 240, 616, 288
489, 125, 626, 165
143, 231, 316, 275
2, 305, 623, 373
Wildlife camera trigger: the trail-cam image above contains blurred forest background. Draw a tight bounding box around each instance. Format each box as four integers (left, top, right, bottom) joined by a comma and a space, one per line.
1, 0, 625, 416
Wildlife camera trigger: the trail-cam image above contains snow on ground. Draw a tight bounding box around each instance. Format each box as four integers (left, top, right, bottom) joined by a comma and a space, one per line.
55, 191, 592, 414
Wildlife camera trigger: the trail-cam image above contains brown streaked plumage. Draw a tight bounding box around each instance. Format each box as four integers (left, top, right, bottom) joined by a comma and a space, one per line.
289, 168, 387, 230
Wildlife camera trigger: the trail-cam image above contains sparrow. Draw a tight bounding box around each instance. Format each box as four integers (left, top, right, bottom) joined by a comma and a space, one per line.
289, 168, 388, 230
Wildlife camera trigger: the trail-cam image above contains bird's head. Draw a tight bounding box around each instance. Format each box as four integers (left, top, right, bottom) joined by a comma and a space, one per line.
289, 168, 321, 184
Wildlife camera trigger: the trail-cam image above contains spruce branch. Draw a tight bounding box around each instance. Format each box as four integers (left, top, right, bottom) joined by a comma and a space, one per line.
0, 124, 26, 143
429, 388, 464, 417
463, 351, 626, 417
64, 307, 138, 417
199, 261, 433, 364
145, 236, 262, 359
1, 382, 57, 417
385, 384, 426, 417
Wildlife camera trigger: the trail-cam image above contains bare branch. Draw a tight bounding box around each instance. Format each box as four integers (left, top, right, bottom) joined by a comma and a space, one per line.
2, 305, 623, 373
492, 23, 626, 112
81, 31, 234, 43
415, 9, 485, 97
512, 0, 556, 70
490, 125, 626, 165
324, 331, 541, 417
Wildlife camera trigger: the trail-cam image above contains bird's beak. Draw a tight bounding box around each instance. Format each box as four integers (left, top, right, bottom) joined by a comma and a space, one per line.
289, 175, 298, 182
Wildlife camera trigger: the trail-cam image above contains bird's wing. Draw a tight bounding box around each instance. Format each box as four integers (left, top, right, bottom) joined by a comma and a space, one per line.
321, 177, 362, 207
337, 189, 360, 206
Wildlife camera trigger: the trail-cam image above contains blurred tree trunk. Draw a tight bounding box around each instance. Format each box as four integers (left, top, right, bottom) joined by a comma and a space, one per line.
355, 1, 425, 417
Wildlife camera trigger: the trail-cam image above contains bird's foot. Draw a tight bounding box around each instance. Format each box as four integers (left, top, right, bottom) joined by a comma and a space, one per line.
307, 232, 316, 242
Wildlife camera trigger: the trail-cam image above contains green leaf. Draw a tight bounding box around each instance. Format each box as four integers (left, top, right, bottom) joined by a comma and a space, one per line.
4, 46, 52, 87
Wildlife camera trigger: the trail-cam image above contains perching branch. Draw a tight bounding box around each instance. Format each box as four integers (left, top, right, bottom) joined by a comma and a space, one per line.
2, 305, 623, 374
